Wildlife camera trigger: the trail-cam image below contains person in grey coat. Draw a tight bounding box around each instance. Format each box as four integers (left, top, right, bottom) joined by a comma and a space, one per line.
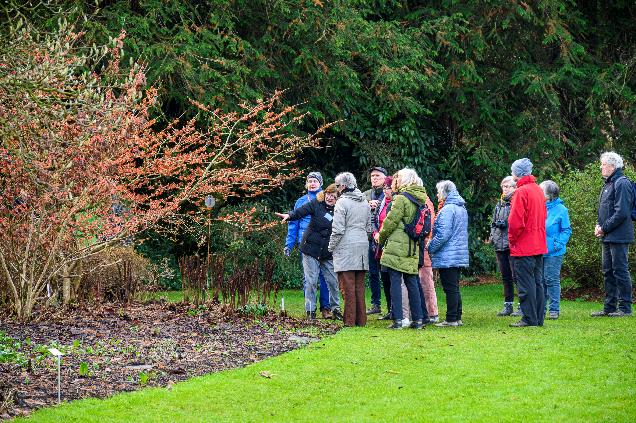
328, 172, 373, 326
592, 151, 634, 317
427, 181, 469, 327
490, 176, 519, 317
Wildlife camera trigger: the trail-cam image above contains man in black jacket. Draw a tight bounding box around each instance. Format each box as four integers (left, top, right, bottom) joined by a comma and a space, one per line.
593, 152, 634, 317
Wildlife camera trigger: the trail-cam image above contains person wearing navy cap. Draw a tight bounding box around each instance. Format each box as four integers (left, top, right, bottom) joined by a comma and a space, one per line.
284, 171, 334, 318
364, 166, 388, 315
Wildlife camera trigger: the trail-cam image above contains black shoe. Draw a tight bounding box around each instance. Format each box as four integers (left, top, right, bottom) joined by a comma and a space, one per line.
591, 310, 611, 317
509, 320, 531, 327
331, 308, 343, 321
497, 303, 513, 316
306, 311, 317, 320
388, 320, 403, 329
410, 319, 424, 329
378, 312, 393, 320
366, 305, 381, 315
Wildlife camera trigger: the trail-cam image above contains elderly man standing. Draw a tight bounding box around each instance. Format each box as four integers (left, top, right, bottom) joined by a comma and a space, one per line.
507, 158, 548, 327
592, 152, 634, 317
364, 166, 389, 315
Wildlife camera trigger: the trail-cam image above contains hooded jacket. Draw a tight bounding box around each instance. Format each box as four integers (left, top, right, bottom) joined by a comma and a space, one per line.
507, 175, 548, 257
328, 189, 373, 272
378, 185, 429, 275
545, 198, 572, 257
427, 190, 469, 268
490, 193, 513, 252
598, 168, 634, 244
287, 198, 334, 260
285, 189, 321, 251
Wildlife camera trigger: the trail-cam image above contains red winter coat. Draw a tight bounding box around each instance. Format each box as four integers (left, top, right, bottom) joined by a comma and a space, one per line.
508, 175, 548, 257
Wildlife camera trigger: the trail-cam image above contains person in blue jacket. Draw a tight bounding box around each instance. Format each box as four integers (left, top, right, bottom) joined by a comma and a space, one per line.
540, 180, 572, 320
285, 172, 332, 318
427, 180, 469, 327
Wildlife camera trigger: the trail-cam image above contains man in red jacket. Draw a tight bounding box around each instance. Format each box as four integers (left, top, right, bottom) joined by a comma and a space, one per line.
508, 158, 548, 327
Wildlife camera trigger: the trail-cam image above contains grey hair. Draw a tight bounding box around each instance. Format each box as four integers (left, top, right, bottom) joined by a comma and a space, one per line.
600, 151, 624, 169
501, 176, 516, 188
396, 168, 423, 188
539, 180, 560, 201
334, 172, 357, 190
436, 180, 457, 200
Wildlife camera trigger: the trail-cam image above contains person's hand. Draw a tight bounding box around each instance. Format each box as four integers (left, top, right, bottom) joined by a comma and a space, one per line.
373, 232, 380, 243
369, 200, 379, 210
594, 224, 604, 238
275, 212, 290, 222
284, 247, 292, 257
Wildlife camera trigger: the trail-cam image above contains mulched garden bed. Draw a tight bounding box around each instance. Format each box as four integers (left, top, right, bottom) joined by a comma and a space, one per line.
0, 301, 339, 419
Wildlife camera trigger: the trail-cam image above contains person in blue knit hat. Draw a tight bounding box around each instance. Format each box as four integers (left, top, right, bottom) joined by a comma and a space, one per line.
284, 172, 333, 318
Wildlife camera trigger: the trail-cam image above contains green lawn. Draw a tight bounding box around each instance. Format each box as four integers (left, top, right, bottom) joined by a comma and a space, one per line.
21, 284, 636, 422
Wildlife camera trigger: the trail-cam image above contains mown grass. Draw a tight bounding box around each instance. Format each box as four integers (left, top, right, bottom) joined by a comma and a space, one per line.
21, 284, 636, 422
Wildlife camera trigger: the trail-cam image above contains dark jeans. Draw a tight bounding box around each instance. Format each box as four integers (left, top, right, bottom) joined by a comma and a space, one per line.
512, 255, 545, 326
496, 250, 515, 303
368, 244, 382, 307
388, 269, 423, 321
381, 270, 391, 311
439, 267, 462, 322
602, 242, 633, 313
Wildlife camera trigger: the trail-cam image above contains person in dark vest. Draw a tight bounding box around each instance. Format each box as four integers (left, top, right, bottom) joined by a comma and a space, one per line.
276, 184, 342, 320
490, 175, 519, 317
507, 158, 548, 327
364, 166, 388, 315
592, 151, 634, 317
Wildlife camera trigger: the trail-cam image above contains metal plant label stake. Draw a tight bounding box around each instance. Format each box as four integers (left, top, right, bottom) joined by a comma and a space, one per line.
48, 348, 63, 403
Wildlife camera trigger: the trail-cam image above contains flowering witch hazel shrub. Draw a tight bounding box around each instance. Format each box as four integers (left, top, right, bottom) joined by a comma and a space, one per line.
0, 21, 327, 319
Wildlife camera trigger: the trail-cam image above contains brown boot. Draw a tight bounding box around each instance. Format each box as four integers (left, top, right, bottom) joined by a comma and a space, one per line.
321, 309, 333, 319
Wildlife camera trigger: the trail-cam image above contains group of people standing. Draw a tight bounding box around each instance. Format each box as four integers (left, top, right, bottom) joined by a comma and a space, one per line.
276, 151, 634, 329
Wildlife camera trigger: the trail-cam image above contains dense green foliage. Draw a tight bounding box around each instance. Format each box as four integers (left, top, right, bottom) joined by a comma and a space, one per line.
3, 0, 635, 280
557, 163, 636, 288
21, 285, 636, 422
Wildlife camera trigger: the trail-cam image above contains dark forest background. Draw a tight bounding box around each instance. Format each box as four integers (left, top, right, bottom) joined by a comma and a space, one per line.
2, 0, 635, 288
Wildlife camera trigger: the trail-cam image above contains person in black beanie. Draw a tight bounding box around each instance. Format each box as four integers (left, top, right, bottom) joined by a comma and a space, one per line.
363, 166, 388, 315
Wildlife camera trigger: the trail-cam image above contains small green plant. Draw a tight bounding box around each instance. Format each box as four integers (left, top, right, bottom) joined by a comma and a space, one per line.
0, 331, 27, 367
138, 371, 156, 386
239, 303, 269, 317
79, 362, 91, 377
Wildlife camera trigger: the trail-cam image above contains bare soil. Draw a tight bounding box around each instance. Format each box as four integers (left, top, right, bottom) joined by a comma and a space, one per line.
0, 301, 338, 419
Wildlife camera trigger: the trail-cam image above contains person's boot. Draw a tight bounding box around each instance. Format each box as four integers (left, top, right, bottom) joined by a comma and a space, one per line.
410, 319, 424, 329
510, 304, 523, 317
497, 302, 514, 317
306, 311, 317, 320
388, 320, 403, 329
321, 308, 333, 319
366, 305, 381, 315
331, 308, 343, 321
378, 311, 393, 320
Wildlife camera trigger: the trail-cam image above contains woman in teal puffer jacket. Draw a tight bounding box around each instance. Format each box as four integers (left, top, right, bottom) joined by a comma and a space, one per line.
539, 180, 572, 320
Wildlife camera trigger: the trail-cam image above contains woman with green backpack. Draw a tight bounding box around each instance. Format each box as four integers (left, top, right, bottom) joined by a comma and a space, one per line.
375, 168, 430, 330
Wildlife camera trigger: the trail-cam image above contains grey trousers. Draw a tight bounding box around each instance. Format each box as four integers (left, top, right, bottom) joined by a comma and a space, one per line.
301, 255, 340, 312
